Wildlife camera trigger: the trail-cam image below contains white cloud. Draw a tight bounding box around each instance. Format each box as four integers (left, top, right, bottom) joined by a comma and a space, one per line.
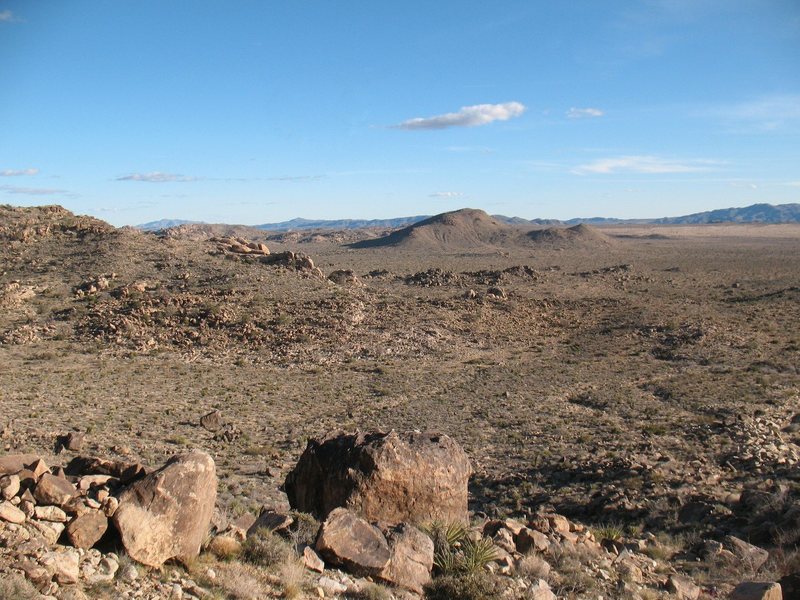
393, 102, 526, 130
567, 107, 604, 119
117, 172, 199, 182
0, 10, 13, 22
0, 185, 66, 195
429, 191, 464, 198
0, 168, 39, 176
572, 155, 717, 175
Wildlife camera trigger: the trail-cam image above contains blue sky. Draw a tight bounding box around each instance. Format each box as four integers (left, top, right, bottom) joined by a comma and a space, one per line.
1, 1, 799, 225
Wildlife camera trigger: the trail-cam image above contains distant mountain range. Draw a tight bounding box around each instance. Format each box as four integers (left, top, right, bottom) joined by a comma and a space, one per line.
136, 203, 800, 231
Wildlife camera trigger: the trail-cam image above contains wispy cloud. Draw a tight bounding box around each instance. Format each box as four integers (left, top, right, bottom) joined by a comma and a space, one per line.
572, 155, 718, 175
0, 10, 14, 22
1, 168, 39, 177
393, 102, 526, 130
446, 145, 494, 154
116, 172, 200, 183
566, 107, 604, 119
264, 174, 324, 182
429, 191, 464, 198
703, 94, 800, 132
0, 185, 67, 196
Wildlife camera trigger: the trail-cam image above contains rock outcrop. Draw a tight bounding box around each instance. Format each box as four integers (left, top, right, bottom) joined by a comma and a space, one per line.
285, 430, 471, 525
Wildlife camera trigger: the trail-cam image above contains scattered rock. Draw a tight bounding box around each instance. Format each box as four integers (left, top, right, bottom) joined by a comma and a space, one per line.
315, 507, 391, 576
66, 510, 108, 549
303, 546, 325, 573
34, 473, 77, 507
200, 410, 224, 432
378, 522, 434, 594
0, 473, 21, 500
113, 450, 217, 567
667, 574, 701, 600
0, 500, 26, 523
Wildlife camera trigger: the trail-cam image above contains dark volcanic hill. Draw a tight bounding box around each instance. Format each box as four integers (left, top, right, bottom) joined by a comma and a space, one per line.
348, 208, 516, 250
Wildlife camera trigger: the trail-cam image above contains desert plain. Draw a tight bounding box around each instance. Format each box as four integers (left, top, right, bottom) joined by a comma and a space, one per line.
1, 205, 799, 598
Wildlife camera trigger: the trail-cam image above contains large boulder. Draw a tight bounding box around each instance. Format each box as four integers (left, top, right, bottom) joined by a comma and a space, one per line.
112, 450, 216, 567
285, 430, 471, 524
729, 582, 782, 600
0, 454, 42, 475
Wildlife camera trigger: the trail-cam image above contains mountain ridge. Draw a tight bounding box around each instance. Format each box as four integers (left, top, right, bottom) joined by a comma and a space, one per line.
134, 202, 800, 231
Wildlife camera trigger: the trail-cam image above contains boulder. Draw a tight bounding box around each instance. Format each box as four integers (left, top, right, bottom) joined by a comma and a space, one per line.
0, 473, 20, 500
729, 582, 782, 600
0, 500, 26, 524
0, 454, 41, 475
40, 549, 80, 584
285, 430, 471, 524
200, 410, 224, 432
33, 473, 76, 507
667, 574, 700, 600
34, 505, 67, 522
302, 546, 325, 573
315, 507, 391, 576
66, 511, 108, 549
246, 509, 293, 537
65, 456, 147, 484
113, 450, 217, 567
724, 536, 769, 571
378, 522, 434, 594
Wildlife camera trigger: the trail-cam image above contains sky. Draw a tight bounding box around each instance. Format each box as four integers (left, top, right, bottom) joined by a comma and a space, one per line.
1, 1, 799, 226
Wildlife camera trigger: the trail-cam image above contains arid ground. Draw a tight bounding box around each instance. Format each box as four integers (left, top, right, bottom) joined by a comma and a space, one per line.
1, 205, 799, 596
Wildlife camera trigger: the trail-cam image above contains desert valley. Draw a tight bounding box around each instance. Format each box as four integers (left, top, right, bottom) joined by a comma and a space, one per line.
0, 204, 798, 599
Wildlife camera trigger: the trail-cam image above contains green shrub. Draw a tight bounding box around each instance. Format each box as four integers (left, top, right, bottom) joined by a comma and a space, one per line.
422, 521, 497, 576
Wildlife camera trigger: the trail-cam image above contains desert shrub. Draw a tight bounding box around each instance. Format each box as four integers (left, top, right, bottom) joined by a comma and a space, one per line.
279, 559, 304, 599
242, 527, 294, 567
423, 521, 497, 576
0, 574, 40, 600
424, 572, 502, 600
515, 554, 551, 579
288, 510, 321, 547
593, 523, 624, 542
347, 582, 393, 600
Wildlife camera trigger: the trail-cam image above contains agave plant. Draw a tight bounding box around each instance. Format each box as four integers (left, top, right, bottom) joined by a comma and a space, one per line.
422, 521, 497, 576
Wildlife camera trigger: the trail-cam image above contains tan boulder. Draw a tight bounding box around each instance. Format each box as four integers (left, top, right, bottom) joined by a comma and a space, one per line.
0, 454, 41, 475
40, 549, 80, 584
199, 410, 224, 432
667, 574, 701, 600
113, 450, 216, 567
34, 473, 76, 507
0, 500, 26, 524
285, 430, 471, 525
302, 546, 325, 573
378, 523, 434, 594
315, 507, 391, 576
34, 505, 67, 522
66, 510, 108, 549
0, 473, 20, 500
729, 582, 782, 600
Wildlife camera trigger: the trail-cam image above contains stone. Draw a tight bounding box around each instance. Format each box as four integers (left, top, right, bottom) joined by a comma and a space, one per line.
548, 514, 571, 534
303, 546, 325, 573
528, 579, 557, 600
0, 500, 26, 523
120, 564, 138, 582
40, 549, 80, 584
34, 473, 76, 507
0, 473, 20, 499
113, 450, 217, 567
34, 505, 68, 522
515, 527, 549, 553
77, 474, 115, 491
667, 574, 700, 600
0, 454, 41, 475
12, 559, 50, 586
318, 576, 347, 595
29, 519, 66, 545
729, 582, 782, 600
64, 432, 85, 452
285, 430, 471, 525
28, 459, 49, 480
315, 507, 391, 576
16, 469, 38, 490
200, 410, 224, 432
102, 495, 119, 517
246, 509, 293, 537
66, 511, 108, 548
493, 526, 517, 554
65, 456, 147, 484
723, 536, 770, 571
378, 522, 434, 594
